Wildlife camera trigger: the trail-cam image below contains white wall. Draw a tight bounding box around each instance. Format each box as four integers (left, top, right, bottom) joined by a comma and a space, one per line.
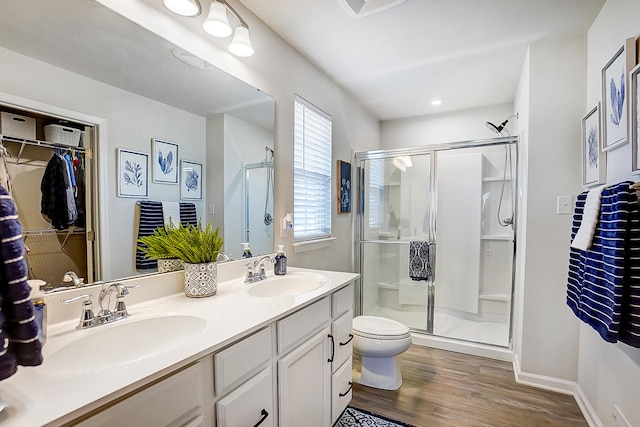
0, 46, 206, 281
576, 1, 640, 425
100, 0, 381, 273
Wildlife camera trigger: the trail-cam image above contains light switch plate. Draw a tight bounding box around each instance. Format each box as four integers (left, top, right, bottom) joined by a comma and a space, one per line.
556, 195, 572, 215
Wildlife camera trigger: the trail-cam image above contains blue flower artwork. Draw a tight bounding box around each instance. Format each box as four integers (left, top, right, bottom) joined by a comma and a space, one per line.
587, 126, 598, 169
123, 160, 144, 187
339, 161, 351, 213
181, 160, 203, 200
118, 149, 148, 198
609, 72, 625, 127
152, 139, 179, 184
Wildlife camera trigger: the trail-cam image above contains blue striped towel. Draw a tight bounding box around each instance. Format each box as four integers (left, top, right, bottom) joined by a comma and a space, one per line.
136, 201, 198, 270
566, 181, 640, 347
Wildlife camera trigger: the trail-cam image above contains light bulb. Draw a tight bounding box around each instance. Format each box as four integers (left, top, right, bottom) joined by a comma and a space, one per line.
163, 0, 200, 16
202, 1, 232, 37
228, 26, 254, 57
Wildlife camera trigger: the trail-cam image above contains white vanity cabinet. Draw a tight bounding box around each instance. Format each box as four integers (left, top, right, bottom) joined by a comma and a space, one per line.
74, 360, 211, 427
214, 326, 275, 427
277, 283, 355, 426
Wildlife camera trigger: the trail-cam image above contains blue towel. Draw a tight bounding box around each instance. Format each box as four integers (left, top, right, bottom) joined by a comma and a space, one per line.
566, 181, 640, 347
135, 201, 199, 270
409, 241, 432, 281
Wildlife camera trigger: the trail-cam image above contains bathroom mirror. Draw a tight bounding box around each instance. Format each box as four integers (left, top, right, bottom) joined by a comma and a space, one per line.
0, 0, 275, 286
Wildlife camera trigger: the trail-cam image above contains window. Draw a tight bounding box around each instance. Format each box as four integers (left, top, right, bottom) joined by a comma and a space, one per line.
367, 158, 384, 229
293, 95, 332, 242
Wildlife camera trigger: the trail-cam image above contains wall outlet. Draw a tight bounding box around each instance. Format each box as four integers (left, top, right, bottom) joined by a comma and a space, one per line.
208, 203, 215, 215
556, 195, 572, 215
612, 405, 631, 427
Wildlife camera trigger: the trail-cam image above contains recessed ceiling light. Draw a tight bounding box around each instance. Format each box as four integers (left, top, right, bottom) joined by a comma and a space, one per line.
431, 99, 443, 106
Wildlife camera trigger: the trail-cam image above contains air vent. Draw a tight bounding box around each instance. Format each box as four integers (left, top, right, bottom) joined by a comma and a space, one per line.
338, 0, 405, 18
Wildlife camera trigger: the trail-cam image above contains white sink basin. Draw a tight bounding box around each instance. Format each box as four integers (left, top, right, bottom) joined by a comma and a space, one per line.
247, 272, 327, 297
44, 315, 206, 375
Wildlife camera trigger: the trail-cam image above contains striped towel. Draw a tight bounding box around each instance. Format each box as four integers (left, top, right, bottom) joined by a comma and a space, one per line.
135, 201, 198, 270
566, 181, 640, 347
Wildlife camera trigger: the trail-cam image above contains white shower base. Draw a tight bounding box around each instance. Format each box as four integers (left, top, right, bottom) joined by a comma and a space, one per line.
365, 304, 510, 348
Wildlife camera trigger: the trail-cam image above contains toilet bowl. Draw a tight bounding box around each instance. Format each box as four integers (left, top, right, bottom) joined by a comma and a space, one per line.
352, 315, 411, 390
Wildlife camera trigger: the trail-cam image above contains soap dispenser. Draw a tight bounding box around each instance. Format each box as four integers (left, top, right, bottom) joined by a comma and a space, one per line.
242, 242, 253, 258
274, 244, 287, 276
27, 280, 47, 345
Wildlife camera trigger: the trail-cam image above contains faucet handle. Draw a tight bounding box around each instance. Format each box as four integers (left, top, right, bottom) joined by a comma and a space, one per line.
115, 283, 140, 297
113, 284, 139, 319
62, 294, 96, 329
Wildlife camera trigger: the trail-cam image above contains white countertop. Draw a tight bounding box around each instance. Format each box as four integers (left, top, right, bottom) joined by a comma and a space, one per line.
0, 267, 359, 427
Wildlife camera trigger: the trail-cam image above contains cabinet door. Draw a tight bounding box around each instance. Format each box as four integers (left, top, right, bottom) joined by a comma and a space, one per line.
216, 368, 274, 427
278, 328, 331, 427
331, 358, 353, 424
331, 309, 353, 372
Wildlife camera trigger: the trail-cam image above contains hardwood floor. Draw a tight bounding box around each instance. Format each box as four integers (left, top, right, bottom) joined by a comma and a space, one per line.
350, 345, 588, 427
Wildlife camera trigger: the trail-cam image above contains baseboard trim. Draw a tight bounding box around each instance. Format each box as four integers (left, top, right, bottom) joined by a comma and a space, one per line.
574, 384, 604, 427
512, 355, 576, 395
411, 333, 513, 362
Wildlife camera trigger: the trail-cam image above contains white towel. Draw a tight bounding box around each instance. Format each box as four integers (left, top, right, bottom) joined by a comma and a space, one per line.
571, 185, 606, 251
162, 201, 181, 227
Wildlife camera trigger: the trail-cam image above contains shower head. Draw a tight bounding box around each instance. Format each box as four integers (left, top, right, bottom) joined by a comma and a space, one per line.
486, 120, 508, 135
485, 113, 519, 136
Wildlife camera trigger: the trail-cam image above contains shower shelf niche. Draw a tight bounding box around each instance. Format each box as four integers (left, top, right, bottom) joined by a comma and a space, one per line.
482, 175, 512, 182
481, 235, 513, 241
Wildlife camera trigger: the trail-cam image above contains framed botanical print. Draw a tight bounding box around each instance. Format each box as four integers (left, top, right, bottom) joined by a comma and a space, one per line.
631, 63, 640, 173
601, 38, 636, 151
337, 160, 351, 213
152, 138, 179, 184
581, 104, 606, 187
180, 160, 203, 200
117, 148, 148, 198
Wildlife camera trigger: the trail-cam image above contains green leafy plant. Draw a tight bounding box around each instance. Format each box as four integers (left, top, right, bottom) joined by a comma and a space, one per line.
137, 221, 223, 264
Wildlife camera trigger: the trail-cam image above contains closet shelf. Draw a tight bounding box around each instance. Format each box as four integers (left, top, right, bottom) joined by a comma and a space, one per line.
1, 134, 85, 165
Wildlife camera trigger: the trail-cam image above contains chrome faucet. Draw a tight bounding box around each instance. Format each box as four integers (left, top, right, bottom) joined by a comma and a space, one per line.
62, 283, 139, 329
244, 255, 275, 283
63, 271, 84, 287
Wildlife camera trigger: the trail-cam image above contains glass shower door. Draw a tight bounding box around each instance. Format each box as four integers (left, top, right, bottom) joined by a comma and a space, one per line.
358, 153, 432, 331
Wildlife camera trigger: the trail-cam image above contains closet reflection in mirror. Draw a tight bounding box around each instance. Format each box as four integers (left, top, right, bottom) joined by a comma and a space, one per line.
0, 0, 275, 289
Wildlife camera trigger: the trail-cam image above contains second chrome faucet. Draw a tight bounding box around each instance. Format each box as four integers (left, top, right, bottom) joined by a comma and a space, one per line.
62, 283, 140, 329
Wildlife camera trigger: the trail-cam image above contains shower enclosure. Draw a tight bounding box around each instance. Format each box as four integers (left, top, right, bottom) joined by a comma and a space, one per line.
355, 137, 517, 348
242, 157, 274, 256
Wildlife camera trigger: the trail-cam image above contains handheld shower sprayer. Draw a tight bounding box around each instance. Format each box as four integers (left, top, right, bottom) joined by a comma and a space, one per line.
485, 113, 519, 136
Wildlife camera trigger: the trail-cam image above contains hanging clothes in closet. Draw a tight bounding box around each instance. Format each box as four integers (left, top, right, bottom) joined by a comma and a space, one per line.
40, 150, 80, 230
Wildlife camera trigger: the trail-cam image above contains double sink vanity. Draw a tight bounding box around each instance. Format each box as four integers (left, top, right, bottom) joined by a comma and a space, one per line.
0, 261, 358, 426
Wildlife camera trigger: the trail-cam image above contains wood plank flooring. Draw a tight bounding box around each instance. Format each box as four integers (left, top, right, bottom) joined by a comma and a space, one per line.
350, 345, 587, 427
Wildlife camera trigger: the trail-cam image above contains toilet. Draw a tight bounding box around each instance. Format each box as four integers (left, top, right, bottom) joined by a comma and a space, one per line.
352, 315, 412, 390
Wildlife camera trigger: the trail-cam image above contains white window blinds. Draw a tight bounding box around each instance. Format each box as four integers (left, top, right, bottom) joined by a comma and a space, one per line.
368, 158, 384, 228
293, 95, 332, 242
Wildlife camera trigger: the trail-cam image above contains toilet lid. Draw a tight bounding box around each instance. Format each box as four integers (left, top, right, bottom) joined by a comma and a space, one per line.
352, 316, 410, 338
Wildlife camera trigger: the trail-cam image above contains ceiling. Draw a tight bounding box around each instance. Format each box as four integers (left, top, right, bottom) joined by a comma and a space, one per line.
240, 0, 605, 121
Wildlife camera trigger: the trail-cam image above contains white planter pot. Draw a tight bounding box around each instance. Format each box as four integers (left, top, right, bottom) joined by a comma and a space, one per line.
157, 258, 184, 273
183, 262, 217, 297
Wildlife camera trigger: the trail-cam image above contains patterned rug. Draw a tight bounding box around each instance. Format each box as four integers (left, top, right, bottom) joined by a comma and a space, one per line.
334, 406, 417, 427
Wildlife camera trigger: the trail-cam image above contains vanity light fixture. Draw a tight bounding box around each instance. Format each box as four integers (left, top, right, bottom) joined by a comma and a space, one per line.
202, 0, 254, 57
163, 0, 201, 17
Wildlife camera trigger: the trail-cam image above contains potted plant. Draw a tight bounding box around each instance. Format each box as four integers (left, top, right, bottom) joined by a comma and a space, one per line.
138, 221, 224, 297
137, 221, 185, 273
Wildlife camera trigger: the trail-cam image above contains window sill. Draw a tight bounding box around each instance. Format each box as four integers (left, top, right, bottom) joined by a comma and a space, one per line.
292, 237, 337, 253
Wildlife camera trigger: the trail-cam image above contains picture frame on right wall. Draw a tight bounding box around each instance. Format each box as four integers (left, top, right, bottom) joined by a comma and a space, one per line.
631, 63, 640, 173
601, 38, 636, 151
581, 103, 606, 187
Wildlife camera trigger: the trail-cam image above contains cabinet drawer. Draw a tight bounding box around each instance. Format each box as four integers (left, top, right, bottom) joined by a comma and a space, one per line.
216, 368, 274, 427
277, 297, 330, 354
215, 326, 272, 396
331, 357, 353, 424
331, 309, 353, 371
332, 283, 354, 318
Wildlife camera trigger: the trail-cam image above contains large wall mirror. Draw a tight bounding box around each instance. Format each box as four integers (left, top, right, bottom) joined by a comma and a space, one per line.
0, 0, 275, 288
